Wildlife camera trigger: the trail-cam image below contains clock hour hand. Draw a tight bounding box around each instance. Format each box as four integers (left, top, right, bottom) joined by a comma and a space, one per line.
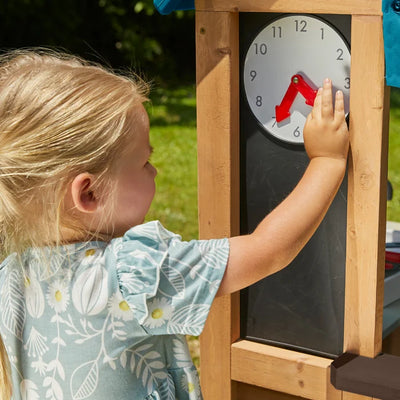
275, 74, 318, 123
294, 74, 318, 106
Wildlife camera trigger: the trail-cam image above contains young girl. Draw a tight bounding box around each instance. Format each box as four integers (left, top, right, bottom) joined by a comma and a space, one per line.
0, 49, 348, 400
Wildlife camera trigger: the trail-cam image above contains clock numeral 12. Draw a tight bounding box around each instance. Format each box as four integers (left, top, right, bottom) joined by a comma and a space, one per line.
295, 20, 307, 32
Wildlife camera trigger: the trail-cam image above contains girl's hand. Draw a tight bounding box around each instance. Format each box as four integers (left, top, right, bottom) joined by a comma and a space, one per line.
303, 78, 349, 162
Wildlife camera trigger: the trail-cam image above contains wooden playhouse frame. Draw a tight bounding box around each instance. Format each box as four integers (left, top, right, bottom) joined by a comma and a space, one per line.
195, 1, 392, 399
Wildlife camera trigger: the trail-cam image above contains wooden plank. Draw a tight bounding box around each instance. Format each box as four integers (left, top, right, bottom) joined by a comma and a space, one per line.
343, 14, 389, 400
344, 14, 388, 357
195, 0, 382, 16
236, 382, 306, 400
195, 13, 240, 240
231, 340, 342, 399
196, 10, 240, 400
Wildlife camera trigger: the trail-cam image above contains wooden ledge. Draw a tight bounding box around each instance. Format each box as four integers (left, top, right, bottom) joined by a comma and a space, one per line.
231, 340, 341, 399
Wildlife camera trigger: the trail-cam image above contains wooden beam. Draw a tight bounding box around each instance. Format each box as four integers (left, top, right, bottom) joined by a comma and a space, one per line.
195, 0, 382, 16
342, 15, 390, 400
231, 340, 341, 399
236, 382, 305, 399
344, 14, 388, 357
196, 10, 241, 400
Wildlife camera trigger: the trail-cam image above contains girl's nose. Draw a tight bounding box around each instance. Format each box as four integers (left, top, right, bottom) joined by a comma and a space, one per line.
150, 163, 157, 177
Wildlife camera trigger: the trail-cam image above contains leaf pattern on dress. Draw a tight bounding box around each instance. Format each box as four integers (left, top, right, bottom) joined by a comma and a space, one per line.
70, 360, 99, 400
126, 343, 168, 393
159, 265, 185, 299
167, 304, 210, 336
1, 269, 26, 340
197, 240, 228, 268
157, 372, 175, 400
20, 379, 40, 400
172, 337, 193, 368
43, 376, 63, 400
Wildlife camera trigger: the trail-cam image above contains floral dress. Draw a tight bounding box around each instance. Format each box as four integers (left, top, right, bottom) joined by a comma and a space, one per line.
0, 221, 229, 400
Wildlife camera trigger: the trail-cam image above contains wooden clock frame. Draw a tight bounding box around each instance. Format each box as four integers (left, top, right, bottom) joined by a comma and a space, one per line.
195, 1, 391, 399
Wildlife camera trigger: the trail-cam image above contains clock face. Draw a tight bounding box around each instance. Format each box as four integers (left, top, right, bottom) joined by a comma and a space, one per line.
243, 14, 350, 145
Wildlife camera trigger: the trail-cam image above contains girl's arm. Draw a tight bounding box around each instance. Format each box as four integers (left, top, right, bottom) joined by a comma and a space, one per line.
218, 78, 349, 296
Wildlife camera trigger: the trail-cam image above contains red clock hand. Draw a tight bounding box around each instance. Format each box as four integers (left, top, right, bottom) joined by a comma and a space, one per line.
294, 74, 318, 106
275, 79, 298, 123
275, 75, 318, 123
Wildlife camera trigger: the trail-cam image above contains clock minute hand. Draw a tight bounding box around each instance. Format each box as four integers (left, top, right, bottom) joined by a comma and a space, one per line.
275, 79, 298, 123
294, 74, 318, 106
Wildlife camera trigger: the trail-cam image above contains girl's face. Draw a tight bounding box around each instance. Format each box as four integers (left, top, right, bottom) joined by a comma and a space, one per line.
106, 104, 157, 236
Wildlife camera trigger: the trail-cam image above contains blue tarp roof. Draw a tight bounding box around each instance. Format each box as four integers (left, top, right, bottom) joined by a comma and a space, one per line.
383, 0, 400, 87
153, 0, 194, 15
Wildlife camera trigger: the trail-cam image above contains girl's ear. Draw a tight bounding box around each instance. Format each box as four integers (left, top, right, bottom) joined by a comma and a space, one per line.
70, 173, 98, 213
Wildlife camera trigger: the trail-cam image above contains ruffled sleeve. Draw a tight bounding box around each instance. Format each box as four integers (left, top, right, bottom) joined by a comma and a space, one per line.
109, 221, 229, 336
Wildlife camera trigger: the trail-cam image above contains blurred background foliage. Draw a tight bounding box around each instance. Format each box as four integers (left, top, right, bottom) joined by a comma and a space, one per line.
0, 0, 195, 84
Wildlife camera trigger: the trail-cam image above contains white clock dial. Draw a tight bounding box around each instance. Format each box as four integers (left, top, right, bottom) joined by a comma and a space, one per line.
243, 14, 350, 145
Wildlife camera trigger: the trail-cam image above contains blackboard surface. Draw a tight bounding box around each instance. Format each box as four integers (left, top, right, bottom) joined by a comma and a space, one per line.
239, 12, 351, 358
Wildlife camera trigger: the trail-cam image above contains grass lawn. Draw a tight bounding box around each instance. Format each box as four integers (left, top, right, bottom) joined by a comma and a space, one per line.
388, 87, 400, 222
145, 83, 400, 374
145, 85, 198, 241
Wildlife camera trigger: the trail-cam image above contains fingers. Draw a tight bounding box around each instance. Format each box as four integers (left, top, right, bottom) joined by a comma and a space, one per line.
311, 88, 322, 119
334, 90, 345, 123
321, 78, 333, 119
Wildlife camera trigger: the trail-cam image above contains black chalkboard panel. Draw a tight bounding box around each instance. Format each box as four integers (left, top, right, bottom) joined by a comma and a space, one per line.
239, 12, 351, 358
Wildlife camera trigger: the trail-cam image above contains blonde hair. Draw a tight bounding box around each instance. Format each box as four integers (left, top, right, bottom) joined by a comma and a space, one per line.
0, 48, 149, 399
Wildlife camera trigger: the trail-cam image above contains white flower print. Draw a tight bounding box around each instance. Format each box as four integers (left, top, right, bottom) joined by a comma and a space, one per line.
180, 371, 201, 399
108, 292, 134, 321
31, 356, 48, 376
143, 298, 174, 329
24, 326, 49, 358
47, 280, 70, 313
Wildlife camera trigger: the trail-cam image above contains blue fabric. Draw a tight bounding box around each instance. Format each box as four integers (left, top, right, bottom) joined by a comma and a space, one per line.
0, 221, 229, 400
153, 0, 194, 15
383, 0, 400, 87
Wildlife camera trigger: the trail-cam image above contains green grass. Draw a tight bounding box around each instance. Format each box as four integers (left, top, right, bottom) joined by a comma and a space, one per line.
145, 85, 198, 241
388, 87, 400, 222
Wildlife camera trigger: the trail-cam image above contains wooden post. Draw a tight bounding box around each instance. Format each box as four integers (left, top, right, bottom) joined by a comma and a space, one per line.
342, 14, 390, 400
196, 10, 240, 400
